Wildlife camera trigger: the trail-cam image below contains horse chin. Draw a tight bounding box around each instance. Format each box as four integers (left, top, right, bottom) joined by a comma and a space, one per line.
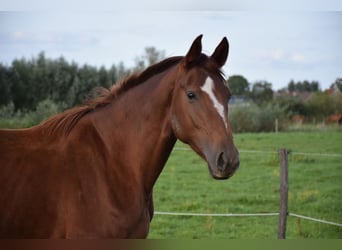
212, 175, 230, 180
207, 164, 233, 180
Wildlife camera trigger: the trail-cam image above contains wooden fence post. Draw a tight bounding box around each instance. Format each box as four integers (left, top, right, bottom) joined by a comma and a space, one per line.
278, 148, 289, 239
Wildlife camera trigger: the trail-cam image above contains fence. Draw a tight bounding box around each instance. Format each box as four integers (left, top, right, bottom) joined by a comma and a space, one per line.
154, 147, 342, 238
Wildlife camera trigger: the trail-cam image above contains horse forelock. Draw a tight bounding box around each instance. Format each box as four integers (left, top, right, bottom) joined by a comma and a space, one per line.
196, 54, 226, 82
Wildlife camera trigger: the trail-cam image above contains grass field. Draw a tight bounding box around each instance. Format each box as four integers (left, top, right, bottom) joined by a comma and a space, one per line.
148, 131, 342, 239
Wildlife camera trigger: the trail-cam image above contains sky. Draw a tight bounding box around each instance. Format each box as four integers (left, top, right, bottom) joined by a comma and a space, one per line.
0, 1, 341, 90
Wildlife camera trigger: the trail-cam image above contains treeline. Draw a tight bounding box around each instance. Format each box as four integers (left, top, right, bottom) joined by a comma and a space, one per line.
227, 75, 342, 132
0, 51, 341, 131
0, 52, 129, 111
226, 75, 341, 104
287, 79, 320, 92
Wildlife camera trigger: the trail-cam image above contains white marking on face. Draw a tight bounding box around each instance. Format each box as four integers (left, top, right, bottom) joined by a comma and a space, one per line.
200, 77, 227, 129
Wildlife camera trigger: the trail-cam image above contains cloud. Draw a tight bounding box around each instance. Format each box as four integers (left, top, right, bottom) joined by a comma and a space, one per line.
257, 48, 309, 66
11, 31, 25, 40
7, 31, 61, 43
270, 49, 286, 61
3, 31, 99, 48
290, 53, 307, 64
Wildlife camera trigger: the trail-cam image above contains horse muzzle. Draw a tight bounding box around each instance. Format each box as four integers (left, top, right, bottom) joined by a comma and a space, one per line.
206, 149, 240, 180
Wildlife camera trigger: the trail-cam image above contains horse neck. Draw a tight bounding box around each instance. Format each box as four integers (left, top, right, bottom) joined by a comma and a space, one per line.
92, 69, 177, 195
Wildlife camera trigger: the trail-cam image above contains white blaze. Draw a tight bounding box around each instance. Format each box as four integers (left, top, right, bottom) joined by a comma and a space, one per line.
201, 77, 227, 129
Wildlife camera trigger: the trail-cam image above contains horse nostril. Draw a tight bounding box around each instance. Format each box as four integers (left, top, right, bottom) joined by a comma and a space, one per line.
217, 152, 228, 171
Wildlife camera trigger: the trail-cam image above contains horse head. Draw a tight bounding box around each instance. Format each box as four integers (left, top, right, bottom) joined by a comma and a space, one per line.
171, 35, 239, 179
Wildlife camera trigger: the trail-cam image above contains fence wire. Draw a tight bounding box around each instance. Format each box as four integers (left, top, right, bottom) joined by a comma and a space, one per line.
174, 147, 342, 158
154, 211, 342, 227
154, 211, 279, 217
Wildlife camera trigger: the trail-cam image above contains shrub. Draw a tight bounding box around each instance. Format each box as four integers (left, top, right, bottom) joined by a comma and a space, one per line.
229, 103, 288, 133
24, 99, 60, 126
0, 99, 61, 128
306, 92, 342, 121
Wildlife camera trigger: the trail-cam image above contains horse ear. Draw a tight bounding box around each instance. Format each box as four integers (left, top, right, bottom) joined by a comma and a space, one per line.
184, 34, 203, 67
210, 37, 229, 68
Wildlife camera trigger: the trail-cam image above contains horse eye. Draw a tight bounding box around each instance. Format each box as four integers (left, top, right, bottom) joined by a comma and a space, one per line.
187, 92, 196, 100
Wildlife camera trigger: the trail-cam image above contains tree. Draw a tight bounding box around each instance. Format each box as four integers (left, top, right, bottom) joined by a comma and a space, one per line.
288, 80, 295, 92
134, 47, 165, 71
10, 58, 36, 110
310, 81, 320, 92
72, 64, 100, 105
288, 80, 320, 92
331, 78, 342, 91
108, 65, 118, 85
250, 81, 273, 105
0, 64, 12, 105
226, 75, 249, 96
98, 66, 111, 89
51, 58, 78, 105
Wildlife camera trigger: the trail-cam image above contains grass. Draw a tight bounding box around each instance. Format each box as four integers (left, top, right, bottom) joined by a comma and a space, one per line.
148, 131, 342, 239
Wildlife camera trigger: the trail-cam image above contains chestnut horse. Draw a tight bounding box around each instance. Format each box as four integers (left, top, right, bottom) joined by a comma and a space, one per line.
0, 35, 239, 238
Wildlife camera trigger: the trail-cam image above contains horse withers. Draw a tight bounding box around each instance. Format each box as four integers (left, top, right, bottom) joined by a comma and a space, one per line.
0, 35, 239, 238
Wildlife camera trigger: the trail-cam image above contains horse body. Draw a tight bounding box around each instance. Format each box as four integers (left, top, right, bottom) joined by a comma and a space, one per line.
0, 66, 177, 238
0, 35, 239, 238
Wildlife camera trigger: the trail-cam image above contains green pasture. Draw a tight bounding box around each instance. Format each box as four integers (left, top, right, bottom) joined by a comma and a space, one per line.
149, 131, 342, 239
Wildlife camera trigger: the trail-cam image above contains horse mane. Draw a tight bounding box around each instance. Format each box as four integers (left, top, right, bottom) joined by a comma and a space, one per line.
38, 56, 183, 136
